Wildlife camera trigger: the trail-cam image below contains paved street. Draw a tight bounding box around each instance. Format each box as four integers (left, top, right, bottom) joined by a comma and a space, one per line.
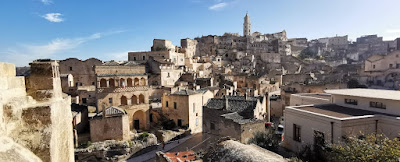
126, 135, 192, 162
169, 133, 220, 152
127, 133, 220, 162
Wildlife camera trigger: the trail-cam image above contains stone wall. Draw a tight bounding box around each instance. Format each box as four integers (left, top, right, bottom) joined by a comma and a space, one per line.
0, 61, 74, 162
59, 58, 102, 88
89, 115, 130, 142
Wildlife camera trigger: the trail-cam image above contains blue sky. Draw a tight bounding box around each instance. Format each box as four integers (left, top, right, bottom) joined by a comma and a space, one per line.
1, 0, 400, 66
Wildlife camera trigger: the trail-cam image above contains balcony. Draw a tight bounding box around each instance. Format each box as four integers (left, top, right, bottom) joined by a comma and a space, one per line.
97, 86, 149, 93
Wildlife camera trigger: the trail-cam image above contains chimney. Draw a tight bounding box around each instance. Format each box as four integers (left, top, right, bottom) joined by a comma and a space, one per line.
225, 96, 229, 109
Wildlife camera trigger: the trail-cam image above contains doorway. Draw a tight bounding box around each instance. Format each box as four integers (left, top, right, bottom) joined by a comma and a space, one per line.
134, 120, 140, 130
177, 119, 182, 127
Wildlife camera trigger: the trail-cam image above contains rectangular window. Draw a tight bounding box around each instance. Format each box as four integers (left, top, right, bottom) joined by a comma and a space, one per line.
69, 66, 72, 71
344, 99, 358, 105
390, 64, 393, 68
196, 118, 199, 126
82, 98, 87, 104
193, 103, 196, 113
166, 101, 169, 107
370, 101, 386, 109
314, 131, 325, 145
293, 124, 301, 142
174, 102, 177, 109
109, 98, 113, 104
211, 122, 215, 130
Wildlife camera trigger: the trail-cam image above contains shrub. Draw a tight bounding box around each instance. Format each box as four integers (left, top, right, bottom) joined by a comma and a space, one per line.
248, 128, 280, 152
162, 119, 176, 130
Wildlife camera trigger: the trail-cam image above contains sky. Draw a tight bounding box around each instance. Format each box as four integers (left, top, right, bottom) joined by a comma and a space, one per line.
1, 0, 400, 66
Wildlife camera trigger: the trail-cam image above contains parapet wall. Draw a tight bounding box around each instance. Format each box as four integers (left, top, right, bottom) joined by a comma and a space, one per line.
0, 61, 74, 162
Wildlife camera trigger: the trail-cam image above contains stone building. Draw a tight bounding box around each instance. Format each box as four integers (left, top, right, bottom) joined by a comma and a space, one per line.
58, 58, 103, 106
89, 106, 130, 142
284, 89, 400, 153
193, 13, 290, 57
0, 60, 74, 162
361, 50, 400, 89
243, 12, 251, 36
161, 89, 214, 133
128, 50, 185, 66
146, 56, 184, 87
351, 34, 391, 61
58, 58, 102, 91
95, 61, 150, 130
203, 95, 267, 143
181, 38, 198, 58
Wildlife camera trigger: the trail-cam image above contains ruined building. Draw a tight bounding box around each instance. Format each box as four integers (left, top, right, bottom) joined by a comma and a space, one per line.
0, 60, 74, 162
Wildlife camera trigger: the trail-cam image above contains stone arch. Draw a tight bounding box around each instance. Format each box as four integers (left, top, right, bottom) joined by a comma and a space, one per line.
100, 79, 107, 88
121, 95, 127, 106
127, 78, 133, 87
120, 78, 125, 87
140, 78, 146, 86
131, 95, 138, 105
134, 78, 139, 86
109, 79, 115, 88
139, 94, 145, 104
132, 110, 145, 130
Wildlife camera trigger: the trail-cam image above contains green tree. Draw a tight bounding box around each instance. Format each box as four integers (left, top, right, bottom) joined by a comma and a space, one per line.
248, 128, 280, 152
327, 134, 400, 162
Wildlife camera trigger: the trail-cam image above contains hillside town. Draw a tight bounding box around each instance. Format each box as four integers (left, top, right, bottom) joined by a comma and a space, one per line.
1, 12, 400, 162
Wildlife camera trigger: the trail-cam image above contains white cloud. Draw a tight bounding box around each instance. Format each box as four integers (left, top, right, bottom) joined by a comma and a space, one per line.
209, 2, 227, 10
40, 0, 52, 5
42, 13, 64, 22
0, 30, 125, 66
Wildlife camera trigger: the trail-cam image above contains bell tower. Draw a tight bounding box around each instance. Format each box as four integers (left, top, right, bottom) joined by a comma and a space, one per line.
243, 12, 251, 36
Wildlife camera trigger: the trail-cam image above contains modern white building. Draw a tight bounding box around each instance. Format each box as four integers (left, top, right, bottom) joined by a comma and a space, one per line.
284, 89, 400, 152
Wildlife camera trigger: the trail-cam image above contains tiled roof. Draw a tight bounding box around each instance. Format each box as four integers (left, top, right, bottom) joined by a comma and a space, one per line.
97, 73, 146, 77
196, 78, 211, 81
102, 61, 120, 66
197, 86, 220, 93
102, 61, 142, 66
172, 89, 200, 95
221, 112, 254, 124
205, 96, 258, 119
123, 61, 141, 66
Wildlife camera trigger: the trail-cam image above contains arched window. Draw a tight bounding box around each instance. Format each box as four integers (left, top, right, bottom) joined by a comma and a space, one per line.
109, 79, 115, 88
140, 78, 146, 86
127, 78, 133, 87
120, 78, 125, 87
100, 79, 107, 88
134, 78, 139, 86
121, 96, 127, 106
139, 94, 145, 104
131, 95, 138, 105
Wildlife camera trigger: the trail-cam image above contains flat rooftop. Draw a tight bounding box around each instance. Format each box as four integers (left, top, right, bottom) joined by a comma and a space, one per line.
325, 89, 400, 101
295, 93, 331, 100
297, 104, 398, 119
